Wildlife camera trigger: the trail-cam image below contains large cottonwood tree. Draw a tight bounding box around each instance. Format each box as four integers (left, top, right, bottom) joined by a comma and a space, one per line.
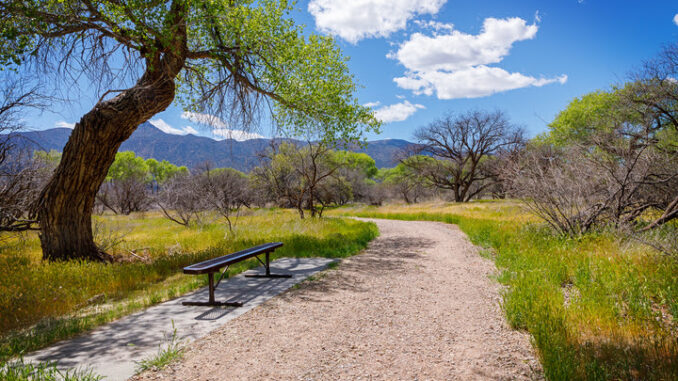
0, 0, 378, 261
406, 110, 525, 202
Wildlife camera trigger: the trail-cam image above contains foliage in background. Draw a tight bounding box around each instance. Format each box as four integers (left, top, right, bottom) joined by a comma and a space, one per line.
406, 110, 525, 202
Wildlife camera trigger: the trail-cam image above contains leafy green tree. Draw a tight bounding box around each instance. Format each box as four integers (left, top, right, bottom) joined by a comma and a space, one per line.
146, 158, 188, 188
537, 88, 644, 147
379, 161, 428, 204
98, 152, 151, 215
106, 152, 150, 183
333, 151, 377, 178
328, 150, 378, 203
1, 0, 378, 260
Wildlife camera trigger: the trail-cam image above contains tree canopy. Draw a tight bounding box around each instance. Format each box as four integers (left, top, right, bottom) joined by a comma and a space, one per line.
0, 0, 379, 261
0, 0, 378, 142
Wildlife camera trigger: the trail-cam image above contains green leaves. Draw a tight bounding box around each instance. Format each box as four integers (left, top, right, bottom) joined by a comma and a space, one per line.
107, 152, 187, 184
541, 90, 626, 146
106, 151, 150, 183
3, 0, 377, 145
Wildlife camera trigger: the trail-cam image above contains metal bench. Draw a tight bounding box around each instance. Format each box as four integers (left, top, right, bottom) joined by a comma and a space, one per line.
182, 242, 290, 307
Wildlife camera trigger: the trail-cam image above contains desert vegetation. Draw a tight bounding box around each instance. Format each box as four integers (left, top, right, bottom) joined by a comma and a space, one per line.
0, 1, 676, 379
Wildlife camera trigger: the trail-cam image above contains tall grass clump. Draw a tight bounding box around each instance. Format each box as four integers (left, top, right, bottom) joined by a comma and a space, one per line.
331, 201, 678, 380
0, 210, 377, 360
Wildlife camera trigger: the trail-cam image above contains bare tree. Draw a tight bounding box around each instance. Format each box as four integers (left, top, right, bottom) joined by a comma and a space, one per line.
505, 145, 611, 236
624, 42, 678, 230
407, 110, 525, 202
155, 173, 206, 227
0, 77, 45, 232
252, 141, 343, 218
505, 120, 678, 237
96, 178, 151, 215
199, 166, 250, 232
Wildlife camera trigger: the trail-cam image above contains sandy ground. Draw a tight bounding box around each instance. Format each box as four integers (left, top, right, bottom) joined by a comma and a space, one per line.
131, 219, 541, 380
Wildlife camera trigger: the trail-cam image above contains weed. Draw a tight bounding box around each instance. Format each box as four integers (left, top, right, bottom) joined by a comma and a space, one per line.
134, 321, 183, 373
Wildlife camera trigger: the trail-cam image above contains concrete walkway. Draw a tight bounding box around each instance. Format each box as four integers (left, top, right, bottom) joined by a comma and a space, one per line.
25, 257, 334, 381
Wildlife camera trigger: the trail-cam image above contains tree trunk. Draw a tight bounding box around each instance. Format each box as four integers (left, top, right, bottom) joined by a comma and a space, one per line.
33, 70, 179, 261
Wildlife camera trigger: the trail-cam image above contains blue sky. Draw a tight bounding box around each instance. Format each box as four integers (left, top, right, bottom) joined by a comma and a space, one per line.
25, 0, 678, 141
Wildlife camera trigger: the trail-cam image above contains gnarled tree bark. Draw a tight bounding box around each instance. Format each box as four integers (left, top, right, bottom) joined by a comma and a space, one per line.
31, 2, 187, 260
33, 71, 179, 261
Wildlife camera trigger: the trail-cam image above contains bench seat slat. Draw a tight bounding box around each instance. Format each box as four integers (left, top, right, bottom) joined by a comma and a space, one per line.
183, 242, 283, 274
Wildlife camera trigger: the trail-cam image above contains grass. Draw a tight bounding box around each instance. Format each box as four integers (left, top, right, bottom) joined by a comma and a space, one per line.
0, 359, 102, 381
330, 201, 678, 380
0, 209, 378, 361
134, 321, 183, 373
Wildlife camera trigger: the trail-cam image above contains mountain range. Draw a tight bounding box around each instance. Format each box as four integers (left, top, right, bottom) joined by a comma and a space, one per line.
6, 122, 414, 171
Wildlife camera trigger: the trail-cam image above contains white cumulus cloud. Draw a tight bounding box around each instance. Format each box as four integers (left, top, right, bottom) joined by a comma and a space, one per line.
674, 13, 678, 26
396, 66, 567, 99
308, 0, 446, 44
390, 17, 566, 99
55, 121, 75, 129
180, 112, 265, 141
372, 100, 425, 123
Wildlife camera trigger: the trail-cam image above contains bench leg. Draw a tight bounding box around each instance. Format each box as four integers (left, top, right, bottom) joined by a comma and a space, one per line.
244, 252, 292, 278
182, 273, 244, 307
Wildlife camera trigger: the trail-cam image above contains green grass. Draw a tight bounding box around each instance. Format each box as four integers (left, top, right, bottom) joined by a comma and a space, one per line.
330, 201, 678, 380
0, 359, 102, 381
134, 321, 183, 373
0, 209, 378, 361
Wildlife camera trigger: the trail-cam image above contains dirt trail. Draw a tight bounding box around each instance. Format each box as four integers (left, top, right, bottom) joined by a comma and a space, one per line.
132, 219, 541, 380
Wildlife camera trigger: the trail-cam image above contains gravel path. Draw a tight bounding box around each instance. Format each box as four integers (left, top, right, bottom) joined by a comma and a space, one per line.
132, 219, 541, 380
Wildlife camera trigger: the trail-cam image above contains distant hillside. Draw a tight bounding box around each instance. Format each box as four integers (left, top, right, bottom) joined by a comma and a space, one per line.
5, 123, 415, 170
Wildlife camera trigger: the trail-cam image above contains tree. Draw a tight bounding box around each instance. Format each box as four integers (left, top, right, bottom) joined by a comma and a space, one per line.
199, 166, 249, 231
330, 151, 377, 204
623, 42, 678, 230
0, 76, 44, 232
505, 144, 611, 236
97, 151, 152, 215
379, 161, 429, 204
146, 158, 188, 192
253, 141, 343, 218
252, 142, 304, 212
406, 110, 525, 202
1, 0, 378, 260
155, 172, 205, 227
507, 51, 678, 237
